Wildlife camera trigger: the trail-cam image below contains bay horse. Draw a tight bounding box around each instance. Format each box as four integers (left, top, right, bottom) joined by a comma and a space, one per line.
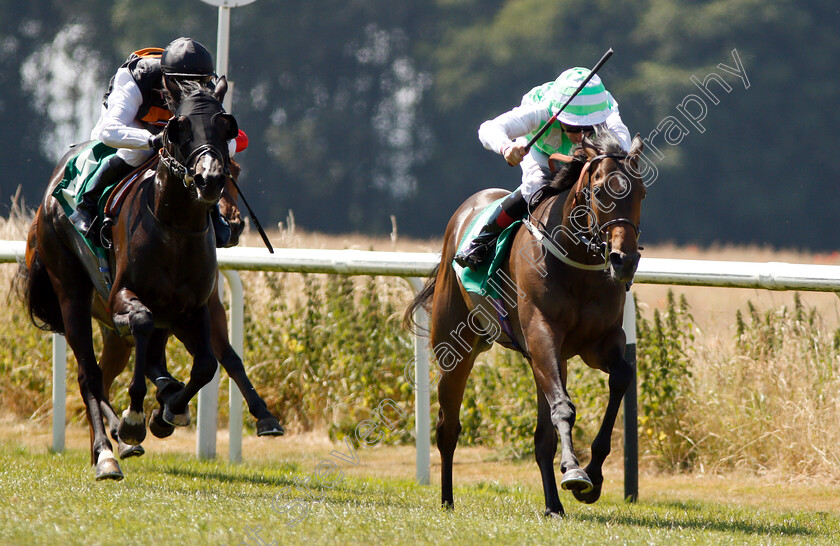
406, 131, 646, 516
19, 89, 254, 479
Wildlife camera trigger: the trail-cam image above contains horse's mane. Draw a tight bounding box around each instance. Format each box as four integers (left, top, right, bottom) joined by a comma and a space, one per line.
164, 79, 214, 111
547, 129, 625, 193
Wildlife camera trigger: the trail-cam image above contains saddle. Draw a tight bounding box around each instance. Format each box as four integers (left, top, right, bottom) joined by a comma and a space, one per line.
99, 155, 158, 249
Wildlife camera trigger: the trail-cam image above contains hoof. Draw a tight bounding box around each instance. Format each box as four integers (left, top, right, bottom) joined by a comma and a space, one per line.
544, 507, 565, 518
572, 482, 603, 504
560, 468, 593, 494
163, 405, 190, 427
149, 408, 175, 438
118, 409, 147, 446
256, 416, 285, 437
95, 451, 124, 481
118, 441, 145, 459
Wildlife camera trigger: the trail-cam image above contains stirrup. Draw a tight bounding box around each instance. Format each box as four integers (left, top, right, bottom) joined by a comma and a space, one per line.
454, 239, 495, 271
69, 208, 96, 236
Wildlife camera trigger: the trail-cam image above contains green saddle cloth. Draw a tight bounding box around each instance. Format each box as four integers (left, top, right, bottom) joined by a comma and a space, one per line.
52, 141, 118, 254
453, 196, 521, 298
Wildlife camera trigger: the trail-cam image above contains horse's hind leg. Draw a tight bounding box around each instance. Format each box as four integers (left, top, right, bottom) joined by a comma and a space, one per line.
38, 227, 122, 479
534, 380, 564, 517
432, 269, 486, 509
98, 327, 145, 459
208, 287, 283, 436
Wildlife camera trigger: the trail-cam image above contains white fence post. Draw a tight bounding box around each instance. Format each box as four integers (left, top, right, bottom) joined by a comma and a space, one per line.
224, 270, 245, 463
196, 274, 224, 460
622, 292, 638, 502
52, 333, 66, 453
407, 277, 431, 485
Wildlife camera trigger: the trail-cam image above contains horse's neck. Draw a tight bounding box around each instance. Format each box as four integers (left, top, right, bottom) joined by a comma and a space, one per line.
150, 170, 210, 231
533, 192, 601, 265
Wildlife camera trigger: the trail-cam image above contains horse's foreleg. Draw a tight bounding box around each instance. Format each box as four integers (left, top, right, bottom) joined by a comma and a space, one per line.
97, 326, 146, 458
99, 326, 131, 440
527, 327, 592, 496
112, 288, 153, 445
575, 343, 632, 504
206, 292, 283, 436
166, 307, 218, 424
534, 381, 563, 517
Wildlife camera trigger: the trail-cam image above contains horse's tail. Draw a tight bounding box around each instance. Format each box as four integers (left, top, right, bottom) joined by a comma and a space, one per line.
402, 264, 438, 334
13, 216, 65, 334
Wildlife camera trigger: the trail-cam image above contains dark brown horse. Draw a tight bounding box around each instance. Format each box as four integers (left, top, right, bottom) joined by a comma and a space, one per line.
406, 131, 646, 516
19, 89, 257, 479
93, 158, 283, 461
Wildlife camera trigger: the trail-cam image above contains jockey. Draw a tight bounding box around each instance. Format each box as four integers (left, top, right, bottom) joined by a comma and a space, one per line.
454, 67, 632, 271
70, 37, 248, 247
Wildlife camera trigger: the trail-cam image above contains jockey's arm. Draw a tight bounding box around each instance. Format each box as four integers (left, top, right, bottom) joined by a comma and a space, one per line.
478, 103, 548, 166
604, 96, 632, 152
91, 67, 156, 150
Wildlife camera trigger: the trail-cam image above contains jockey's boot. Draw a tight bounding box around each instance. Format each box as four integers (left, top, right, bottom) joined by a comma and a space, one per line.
454, 189, 528, 271
211, 203, 232, 248
69, 155, 131, 236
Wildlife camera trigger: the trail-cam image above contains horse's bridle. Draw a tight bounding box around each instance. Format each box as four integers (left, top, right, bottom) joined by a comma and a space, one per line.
576, 153, 641, 253
159, 142, 230, 189
525, 152, 641, 271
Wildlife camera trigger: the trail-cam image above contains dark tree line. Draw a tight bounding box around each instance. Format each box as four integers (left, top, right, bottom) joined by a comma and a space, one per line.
2, 0, 838, 249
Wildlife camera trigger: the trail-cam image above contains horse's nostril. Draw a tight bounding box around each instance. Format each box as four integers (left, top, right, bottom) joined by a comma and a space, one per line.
609, 251, 624, 269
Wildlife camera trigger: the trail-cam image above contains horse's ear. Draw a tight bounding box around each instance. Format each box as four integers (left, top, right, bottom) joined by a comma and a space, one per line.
167, 116, 192, 145
629, 133, 644, 157
213, 112, 239, 141
214, 76, 228, 104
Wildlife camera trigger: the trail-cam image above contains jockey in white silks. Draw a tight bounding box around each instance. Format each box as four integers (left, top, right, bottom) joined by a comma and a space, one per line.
454, 67, 632, 271
70, 37, 247, 247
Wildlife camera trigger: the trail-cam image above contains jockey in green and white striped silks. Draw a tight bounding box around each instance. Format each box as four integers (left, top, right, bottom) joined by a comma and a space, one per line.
478, 67, 630, 203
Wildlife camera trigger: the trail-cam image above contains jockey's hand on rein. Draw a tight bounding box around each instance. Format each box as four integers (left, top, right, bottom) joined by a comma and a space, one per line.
149, 133, 164, 152
503, 143, 527, 166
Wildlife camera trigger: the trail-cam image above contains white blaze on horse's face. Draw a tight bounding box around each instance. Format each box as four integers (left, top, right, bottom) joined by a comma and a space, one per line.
201, 153, 214, 174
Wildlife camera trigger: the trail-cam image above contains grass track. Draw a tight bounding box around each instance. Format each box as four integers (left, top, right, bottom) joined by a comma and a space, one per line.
0, 436, 838, 545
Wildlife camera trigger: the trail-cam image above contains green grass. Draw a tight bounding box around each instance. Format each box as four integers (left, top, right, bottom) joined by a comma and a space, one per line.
0, 441, 838, 545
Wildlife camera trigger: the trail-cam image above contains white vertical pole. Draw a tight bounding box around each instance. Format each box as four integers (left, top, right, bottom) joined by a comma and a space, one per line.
216, 6, 232, 112
52, 333, 66, 453
196, 4, 233, 461
224, 270, 245, 463
407, 277, 431, 485
622, 292, 639, 502
196, 275, 223, 460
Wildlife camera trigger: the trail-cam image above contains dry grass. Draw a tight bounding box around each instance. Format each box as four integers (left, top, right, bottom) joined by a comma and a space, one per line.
3, 205, 840, 484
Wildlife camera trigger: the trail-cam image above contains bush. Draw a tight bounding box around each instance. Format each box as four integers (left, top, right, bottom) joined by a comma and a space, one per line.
635, 290, 697, 470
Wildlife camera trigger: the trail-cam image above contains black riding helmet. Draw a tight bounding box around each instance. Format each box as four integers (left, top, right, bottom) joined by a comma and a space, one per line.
161, 37, 214, 80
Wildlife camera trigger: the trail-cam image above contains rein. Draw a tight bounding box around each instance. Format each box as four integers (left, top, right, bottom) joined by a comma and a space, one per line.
526, 152, 640, 271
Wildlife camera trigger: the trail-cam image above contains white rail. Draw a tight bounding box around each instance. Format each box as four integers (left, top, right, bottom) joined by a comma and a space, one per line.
4, 239, 840, 489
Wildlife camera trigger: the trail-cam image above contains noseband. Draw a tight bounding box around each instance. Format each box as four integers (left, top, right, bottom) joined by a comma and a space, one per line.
159, 143, 229, 189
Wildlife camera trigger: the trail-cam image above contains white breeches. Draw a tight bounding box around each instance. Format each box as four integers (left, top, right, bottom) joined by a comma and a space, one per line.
116, 147, 155, 167
513, 137, 552, 202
